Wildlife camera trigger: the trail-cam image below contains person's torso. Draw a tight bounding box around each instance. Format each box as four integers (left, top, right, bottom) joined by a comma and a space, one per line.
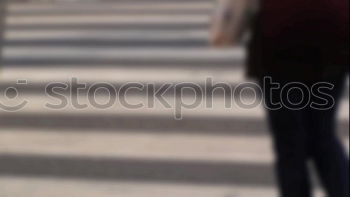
247, 0, 349, 80
261, 0, 349, 47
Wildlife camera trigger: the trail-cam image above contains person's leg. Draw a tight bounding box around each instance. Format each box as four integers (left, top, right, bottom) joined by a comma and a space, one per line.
265, 85, 312, 197
306, 76, 349, 197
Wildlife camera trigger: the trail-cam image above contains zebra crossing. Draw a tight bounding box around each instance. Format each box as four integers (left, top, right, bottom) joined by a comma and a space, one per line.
0, 1, 348, 197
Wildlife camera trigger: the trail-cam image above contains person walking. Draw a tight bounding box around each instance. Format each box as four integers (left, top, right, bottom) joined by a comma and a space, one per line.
211, 0, 349, 197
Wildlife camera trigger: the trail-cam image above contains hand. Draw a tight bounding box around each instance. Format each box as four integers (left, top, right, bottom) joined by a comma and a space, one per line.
210, 31, 233, 47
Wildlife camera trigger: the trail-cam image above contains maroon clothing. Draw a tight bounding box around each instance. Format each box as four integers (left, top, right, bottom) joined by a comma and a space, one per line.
247, 0, 349, 80
262, 0, 348, 43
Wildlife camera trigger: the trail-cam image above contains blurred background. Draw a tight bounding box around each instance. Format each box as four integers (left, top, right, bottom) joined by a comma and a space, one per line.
0, 0, 348, 196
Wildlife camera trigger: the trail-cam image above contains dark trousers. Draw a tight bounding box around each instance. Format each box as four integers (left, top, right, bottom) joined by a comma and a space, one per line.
263, 75, 349, 197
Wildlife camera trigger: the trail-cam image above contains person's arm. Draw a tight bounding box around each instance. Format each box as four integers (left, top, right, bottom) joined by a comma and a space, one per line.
210, 0, 257, 47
